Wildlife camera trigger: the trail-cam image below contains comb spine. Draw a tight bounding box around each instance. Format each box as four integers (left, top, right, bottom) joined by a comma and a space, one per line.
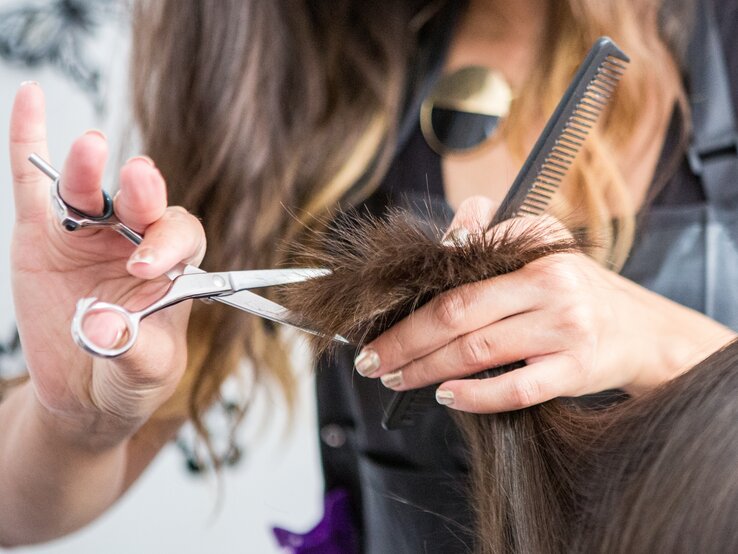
490, 37, 629, 227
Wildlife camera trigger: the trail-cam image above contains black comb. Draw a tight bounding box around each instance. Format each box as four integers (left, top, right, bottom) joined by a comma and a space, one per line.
382, 37, 629, 431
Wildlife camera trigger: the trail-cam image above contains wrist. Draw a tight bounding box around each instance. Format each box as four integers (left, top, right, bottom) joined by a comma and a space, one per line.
27, 385, 138, 453
624, 289, 737, 395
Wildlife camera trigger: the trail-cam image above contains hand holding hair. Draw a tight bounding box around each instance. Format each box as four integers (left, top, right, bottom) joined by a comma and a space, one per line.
279, 198, 738, 553
280, 195, 736, 414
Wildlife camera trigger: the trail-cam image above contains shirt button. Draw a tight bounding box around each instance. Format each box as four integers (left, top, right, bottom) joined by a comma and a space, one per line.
320, 423, 347, 448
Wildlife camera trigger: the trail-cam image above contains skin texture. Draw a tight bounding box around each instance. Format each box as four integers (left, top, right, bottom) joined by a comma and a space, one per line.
1, 83, 204, 545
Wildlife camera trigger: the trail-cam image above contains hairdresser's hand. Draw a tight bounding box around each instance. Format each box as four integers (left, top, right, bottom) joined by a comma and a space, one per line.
355, 196, 736, 413
9, 83, 205, 445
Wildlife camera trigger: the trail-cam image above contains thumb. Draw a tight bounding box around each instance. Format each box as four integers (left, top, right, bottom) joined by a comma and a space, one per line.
442, 195, 498, 245
9, 81, 50, 224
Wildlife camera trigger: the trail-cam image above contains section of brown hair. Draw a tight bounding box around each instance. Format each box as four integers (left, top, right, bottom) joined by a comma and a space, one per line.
278, 208, 738, 553
280, 208, 582, 353
125, 0, 685, 460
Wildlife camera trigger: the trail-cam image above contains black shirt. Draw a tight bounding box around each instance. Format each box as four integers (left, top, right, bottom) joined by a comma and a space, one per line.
315, 2, 738, 552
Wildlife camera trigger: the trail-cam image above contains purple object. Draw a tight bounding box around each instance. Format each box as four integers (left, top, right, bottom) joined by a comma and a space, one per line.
272, 489, 359, 554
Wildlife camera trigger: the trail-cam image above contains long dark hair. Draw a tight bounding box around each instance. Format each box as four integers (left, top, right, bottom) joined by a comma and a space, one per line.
131, 0, 415, 433
129, 0, 684, 460
278, 209, 738, 553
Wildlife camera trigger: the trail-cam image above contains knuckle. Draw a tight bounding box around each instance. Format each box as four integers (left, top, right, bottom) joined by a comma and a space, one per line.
562, 352, 590, 385
407, 358, 432, 386
433, 290, 468, 329
459, 332, 492, 369
507, 377, 542, 410
388, 329, 405, 353
555, 303, 594, 339
467, 387, 483, 413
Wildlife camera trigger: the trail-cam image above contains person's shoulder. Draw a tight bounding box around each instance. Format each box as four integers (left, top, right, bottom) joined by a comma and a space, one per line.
712, 0, 738, 50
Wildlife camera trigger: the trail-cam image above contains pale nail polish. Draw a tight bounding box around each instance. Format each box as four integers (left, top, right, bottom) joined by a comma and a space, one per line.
354, 348, 380, 377
128, 248, 155, 267
20, 80, 39, 87
441, 227, 470, 247
126, 155, 156, 167
436, 389, 455, 406
84, 129, 107, 141
381, 370, 403, 389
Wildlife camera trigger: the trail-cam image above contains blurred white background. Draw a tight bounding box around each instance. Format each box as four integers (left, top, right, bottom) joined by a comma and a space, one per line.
0, 1, 322, 552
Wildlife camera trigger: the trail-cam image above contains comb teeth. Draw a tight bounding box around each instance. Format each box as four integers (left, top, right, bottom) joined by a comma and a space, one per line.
490, 38, 629, 227
517, 54, 629, 217
382, 387, 436, 430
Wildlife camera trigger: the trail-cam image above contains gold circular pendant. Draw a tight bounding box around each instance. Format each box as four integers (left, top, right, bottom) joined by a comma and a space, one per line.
420, 66, 512, 156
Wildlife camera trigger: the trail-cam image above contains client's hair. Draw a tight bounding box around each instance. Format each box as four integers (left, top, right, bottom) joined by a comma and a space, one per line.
278, 209, 738, 554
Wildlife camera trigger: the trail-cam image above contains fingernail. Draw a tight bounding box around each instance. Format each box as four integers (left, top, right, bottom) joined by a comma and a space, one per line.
20, 80, 39, 88
126, 155, 156, 167
84, 129, 107, 141
105, 327, 125, 349
441, 227, 470, 247
436, 389, 455, 406
128, 247, 155, 268
354, 348, 380, 377
381, 370, 403, 389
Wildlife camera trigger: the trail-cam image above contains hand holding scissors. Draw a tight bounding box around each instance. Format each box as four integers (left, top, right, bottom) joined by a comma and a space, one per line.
28, 154, 345, 359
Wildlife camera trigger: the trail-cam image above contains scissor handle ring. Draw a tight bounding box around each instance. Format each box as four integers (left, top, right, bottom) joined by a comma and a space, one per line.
55, 180, 115, 232
71, 297, 139, 358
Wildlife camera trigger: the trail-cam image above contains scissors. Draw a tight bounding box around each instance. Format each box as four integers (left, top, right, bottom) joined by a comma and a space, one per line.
28, 153, 347, 358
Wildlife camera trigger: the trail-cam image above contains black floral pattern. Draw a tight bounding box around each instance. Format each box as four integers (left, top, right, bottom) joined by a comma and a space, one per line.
0, 0, 122, 111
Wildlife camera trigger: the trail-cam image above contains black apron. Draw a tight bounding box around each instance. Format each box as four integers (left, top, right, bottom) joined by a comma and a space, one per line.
315, 2, 738, 553
622, 0, 738, 327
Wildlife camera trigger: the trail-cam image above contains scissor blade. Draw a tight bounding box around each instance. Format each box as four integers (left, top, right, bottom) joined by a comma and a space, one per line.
225, 268, 331, 290
211, 288, 349, 344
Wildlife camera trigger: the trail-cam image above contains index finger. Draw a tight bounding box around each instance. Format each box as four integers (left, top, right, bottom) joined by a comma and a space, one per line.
9, 82, 50, 224
356, 273, 534, 377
